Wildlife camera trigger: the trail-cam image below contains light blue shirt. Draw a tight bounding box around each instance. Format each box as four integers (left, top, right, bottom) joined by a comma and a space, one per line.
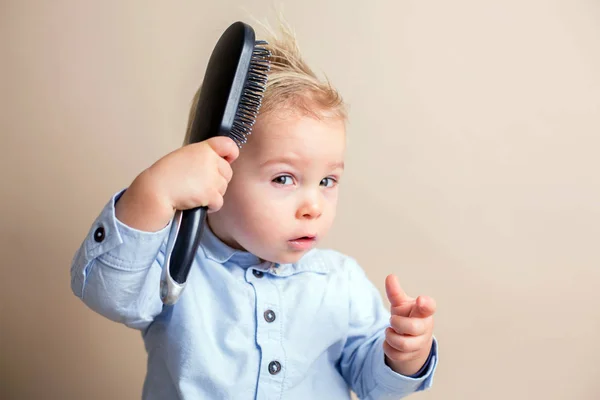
70, 190, 438, 399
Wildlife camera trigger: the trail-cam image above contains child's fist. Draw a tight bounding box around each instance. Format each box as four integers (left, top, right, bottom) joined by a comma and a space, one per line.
147, 136, 239, 213
383, 274, 435, 376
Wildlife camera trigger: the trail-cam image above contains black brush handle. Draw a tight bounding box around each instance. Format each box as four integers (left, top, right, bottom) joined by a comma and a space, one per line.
160, 205, 207, 305
169, 206, 207, 283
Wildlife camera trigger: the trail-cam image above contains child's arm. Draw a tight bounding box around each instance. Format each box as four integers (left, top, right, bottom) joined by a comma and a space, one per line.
69, 186, 170, 330
338, 258, 438, 400
70, 137, 239, 330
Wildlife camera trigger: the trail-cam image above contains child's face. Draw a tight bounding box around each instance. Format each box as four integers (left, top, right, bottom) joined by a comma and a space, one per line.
208, 107, 346, 264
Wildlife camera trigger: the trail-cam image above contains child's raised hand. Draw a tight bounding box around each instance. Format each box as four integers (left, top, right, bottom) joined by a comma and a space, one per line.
115, 136, 239, 232
148, 136, 240, 213
383, 274, 436, 376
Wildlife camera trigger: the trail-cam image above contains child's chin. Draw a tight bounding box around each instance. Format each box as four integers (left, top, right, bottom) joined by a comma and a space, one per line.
269, 250, 308, 265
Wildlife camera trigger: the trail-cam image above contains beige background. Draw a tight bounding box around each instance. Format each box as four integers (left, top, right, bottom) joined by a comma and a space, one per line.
2, 0, 599, 399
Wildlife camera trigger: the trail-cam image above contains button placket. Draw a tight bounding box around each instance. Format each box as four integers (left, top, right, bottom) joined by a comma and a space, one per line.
249, 267, 286, 392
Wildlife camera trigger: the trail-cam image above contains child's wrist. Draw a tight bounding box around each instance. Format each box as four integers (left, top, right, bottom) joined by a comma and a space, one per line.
136, 169, 175, 220
115, 170, 174, 231
385, 344, 431, 377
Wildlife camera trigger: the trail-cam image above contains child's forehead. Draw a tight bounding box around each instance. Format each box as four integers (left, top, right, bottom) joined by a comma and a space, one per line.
244, 111, 346, 161
255, 109, 344, 140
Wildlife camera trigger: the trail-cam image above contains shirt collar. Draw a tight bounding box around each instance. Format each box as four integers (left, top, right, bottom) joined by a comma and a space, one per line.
199, 224, 330, 275
200, 223, 261, 266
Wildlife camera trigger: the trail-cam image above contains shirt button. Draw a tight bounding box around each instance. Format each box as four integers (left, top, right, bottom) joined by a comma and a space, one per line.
264, 310, 276, 323
252, 269, 264, 278
268, 361, 281, 375
93, 226, 105, 242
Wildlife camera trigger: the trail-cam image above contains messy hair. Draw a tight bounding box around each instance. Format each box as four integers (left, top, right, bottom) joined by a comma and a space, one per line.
256, 18, 347, 120
184, 18, 346, 144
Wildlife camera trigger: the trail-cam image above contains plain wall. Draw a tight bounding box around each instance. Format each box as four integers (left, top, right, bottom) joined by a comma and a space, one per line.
1, 0, 599, 399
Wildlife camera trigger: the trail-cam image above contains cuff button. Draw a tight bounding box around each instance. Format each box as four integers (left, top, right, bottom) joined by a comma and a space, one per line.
93, 226, 105, 242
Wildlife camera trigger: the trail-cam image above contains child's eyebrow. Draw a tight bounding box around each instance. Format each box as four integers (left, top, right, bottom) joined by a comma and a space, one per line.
330, 161, 345, 170
259, 156, 300, 168
260, 157, 344, 170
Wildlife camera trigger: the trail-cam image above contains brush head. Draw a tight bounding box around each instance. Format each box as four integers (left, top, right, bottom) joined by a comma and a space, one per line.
187, 22, 271, 148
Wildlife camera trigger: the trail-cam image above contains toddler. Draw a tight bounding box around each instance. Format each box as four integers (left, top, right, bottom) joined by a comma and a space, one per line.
70, 22, 439, 400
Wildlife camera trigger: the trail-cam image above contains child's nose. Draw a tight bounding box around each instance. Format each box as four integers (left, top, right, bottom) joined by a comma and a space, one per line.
296, 196, 322, 220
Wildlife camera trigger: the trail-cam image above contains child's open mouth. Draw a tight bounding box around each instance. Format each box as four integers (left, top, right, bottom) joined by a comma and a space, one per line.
288, 236, 317, 250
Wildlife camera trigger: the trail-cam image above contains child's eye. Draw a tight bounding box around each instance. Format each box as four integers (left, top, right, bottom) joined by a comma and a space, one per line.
320, 177, 337, 187
273, 175, 294, 185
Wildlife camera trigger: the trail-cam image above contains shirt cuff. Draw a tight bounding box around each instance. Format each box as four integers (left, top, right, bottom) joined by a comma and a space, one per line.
370, 334, 438, 396
408, 340, 435, 378
83, 188, 171, 270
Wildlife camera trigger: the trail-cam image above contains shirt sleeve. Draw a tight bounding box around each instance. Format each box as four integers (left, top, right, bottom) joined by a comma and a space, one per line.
338, 257, 438, 400
70, 189, 171, 330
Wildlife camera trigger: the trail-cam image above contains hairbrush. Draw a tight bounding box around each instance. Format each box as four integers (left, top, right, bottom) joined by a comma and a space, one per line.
160, 21, 270, 305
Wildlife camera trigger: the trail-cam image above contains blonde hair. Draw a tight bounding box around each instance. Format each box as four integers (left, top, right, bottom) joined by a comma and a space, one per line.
256, 19, 347, 120
184, 18, 346, 144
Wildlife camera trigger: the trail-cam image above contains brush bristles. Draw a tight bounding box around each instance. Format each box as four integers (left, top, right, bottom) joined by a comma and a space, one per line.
230, 41, 271, 147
